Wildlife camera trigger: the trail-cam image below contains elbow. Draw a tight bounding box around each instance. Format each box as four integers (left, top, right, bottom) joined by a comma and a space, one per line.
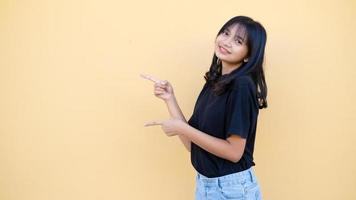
186, 145, 191, 152
229, 153, 243, 163
187, 142, 191, 152
184, 146, 191, 153
230, 157, 241, 163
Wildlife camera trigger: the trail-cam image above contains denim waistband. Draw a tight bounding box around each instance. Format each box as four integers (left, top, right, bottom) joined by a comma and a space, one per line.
196, 167, 256, 186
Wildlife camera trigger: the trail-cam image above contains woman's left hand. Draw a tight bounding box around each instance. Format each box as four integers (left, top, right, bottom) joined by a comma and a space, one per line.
144, 118, 186, 137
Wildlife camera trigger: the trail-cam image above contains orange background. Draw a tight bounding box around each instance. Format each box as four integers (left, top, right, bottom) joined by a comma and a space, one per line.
0, 0, 355, 199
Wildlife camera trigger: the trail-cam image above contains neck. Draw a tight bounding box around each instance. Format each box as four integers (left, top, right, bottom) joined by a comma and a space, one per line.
221, 61, 243, 75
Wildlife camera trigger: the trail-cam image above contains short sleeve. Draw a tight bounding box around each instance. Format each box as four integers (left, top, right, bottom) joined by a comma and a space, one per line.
225, 82, 257, 139
187, 113, 197, 127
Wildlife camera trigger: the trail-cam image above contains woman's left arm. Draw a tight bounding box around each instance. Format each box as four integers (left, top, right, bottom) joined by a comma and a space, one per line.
179, 123, 246, 163
144, 118, 246, 163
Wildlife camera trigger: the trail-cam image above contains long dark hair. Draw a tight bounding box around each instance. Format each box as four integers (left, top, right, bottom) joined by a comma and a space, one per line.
204, 16, 268, 109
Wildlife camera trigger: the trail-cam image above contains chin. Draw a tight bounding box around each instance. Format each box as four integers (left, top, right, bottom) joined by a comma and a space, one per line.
216, 53, 228, 61
215, 51, 222, 58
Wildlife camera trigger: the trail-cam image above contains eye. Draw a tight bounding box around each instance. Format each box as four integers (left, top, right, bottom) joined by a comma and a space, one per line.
235, 37, 243, 44
222, 30, 229, 36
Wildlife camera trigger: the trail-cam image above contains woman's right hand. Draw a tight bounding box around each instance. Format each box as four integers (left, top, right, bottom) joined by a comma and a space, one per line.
140, 74, 175, 102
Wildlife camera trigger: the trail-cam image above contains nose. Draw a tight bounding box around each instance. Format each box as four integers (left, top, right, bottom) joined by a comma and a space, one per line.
222, 42, 231, 48
222, 37, 234, 47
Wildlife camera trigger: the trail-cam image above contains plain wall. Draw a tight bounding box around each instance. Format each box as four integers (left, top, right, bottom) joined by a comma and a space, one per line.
0, 0, 355, 199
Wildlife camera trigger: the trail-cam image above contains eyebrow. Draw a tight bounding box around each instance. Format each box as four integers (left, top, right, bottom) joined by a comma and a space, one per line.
235, 35, 245, 41
225, 28, 246, 41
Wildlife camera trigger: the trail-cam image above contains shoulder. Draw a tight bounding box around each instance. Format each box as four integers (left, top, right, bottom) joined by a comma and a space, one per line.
231, 75, 256, 91
229, 75, 259, 108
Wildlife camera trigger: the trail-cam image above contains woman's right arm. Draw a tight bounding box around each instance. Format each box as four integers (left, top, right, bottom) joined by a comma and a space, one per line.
140, 74, 191, 152
165, 97, 191, 152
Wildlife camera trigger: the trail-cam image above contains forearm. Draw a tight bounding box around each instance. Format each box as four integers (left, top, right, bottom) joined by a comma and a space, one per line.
165, 96, 187, 121
165, 97, 191, 152
179, 123, 239, 162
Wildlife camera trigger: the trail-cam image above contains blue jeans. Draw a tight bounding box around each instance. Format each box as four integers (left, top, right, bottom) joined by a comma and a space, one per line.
195, 167, 262, 200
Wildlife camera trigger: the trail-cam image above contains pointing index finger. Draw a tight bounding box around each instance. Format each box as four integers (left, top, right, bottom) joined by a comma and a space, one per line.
140, 74, 162, 84
144, 120, 163, 127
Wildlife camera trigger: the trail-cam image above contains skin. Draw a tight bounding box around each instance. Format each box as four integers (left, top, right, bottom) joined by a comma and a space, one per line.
139, 23, 251, 163
215, 23, 249, 75
141, 73, 246, 163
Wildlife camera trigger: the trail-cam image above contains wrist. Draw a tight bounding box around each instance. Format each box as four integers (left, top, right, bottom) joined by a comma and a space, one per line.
165, 96, 176, 104
178, 120, 189, 136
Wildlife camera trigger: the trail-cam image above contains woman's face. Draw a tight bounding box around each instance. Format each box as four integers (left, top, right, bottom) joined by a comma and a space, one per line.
214, 23, 249, 65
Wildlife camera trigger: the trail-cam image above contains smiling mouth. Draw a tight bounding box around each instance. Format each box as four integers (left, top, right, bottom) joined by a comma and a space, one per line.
219, 45, 230, 54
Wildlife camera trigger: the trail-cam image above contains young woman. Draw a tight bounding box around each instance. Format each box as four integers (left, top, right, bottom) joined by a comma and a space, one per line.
142, 15, 267, 200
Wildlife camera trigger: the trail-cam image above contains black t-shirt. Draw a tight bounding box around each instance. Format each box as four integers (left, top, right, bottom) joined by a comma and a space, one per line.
188, 74, 259, 178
